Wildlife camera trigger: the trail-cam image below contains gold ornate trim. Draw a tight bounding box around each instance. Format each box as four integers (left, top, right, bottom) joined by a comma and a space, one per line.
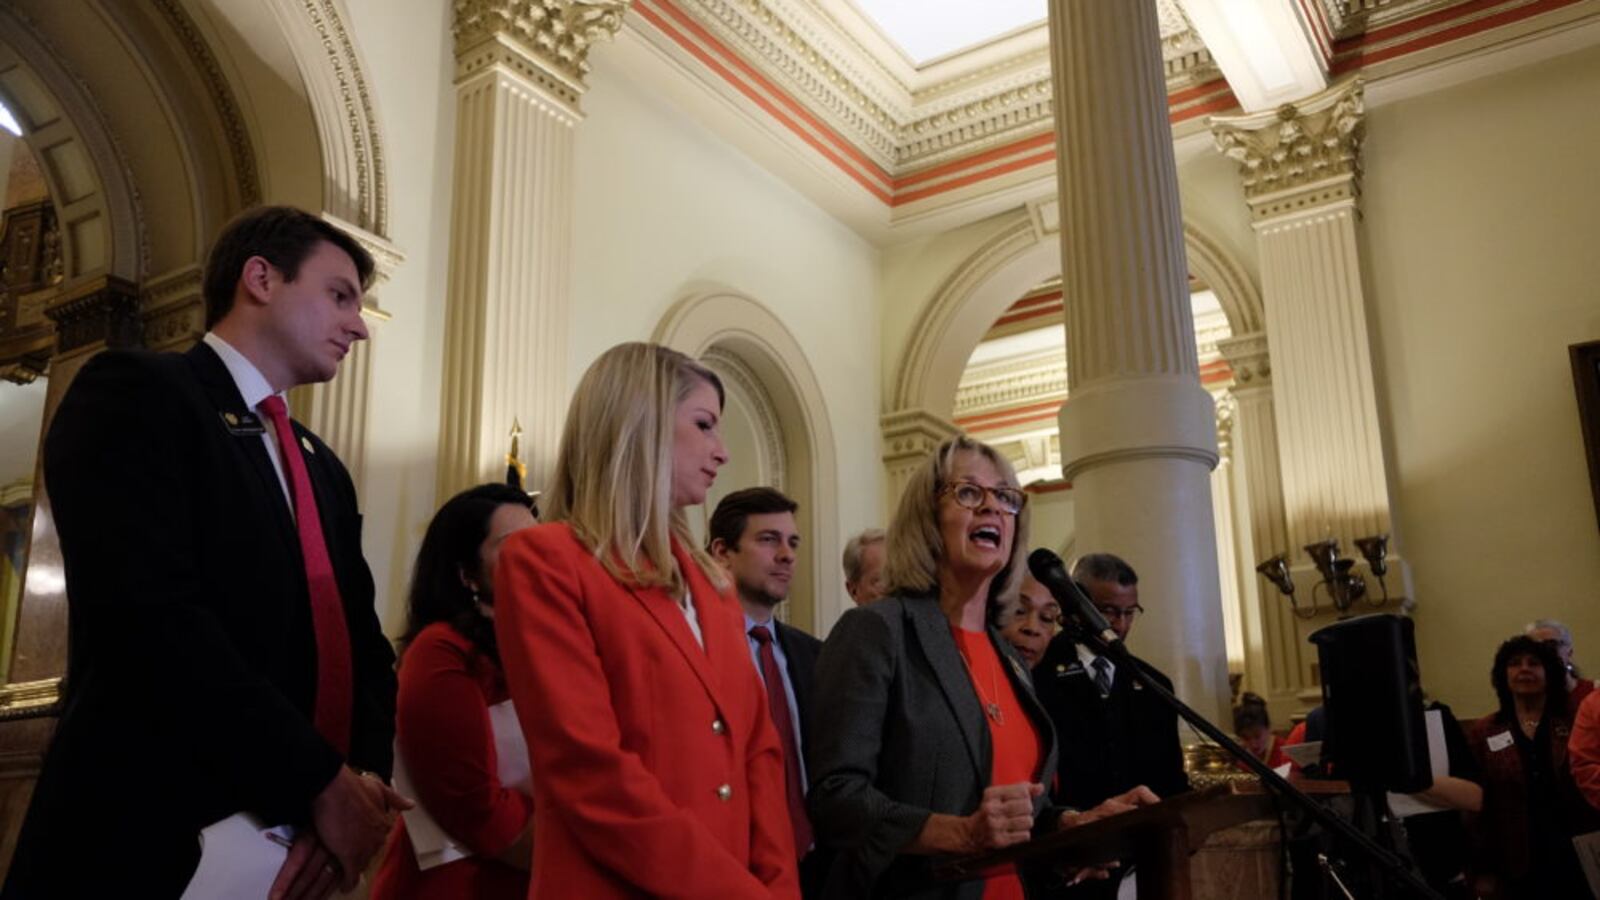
150, 0, 262, 207
0, 677, 61, 722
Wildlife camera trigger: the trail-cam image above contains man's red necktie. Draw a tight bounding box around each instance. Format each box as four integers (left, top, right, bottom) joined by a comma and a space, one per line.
259, 395, 352, 755
749, 624, 813, 854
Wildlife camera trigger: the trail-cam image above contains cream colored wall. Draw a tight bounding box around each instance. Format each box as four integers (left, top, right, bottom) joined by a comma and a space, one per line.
1363, 44, 1600, 716
1178, 150, 1259, 292
878, 211, 1027, 408
339, 0, 456, 633
569, 61, 885, 633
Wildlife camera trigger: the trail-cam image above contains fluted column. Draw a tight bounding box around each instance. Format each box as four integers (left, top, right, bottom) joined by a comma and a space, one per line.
880, 409, 960, 510
436, 0, 628, 499
1217, 331, 1312, 712
1211, 80, 1403, 602
1049, 0, 1229, 721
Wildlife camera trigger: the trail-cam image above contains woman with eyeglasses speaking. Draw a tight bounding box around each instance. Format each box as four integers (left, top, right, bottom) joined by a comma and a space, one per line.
806, 436, 1155, 900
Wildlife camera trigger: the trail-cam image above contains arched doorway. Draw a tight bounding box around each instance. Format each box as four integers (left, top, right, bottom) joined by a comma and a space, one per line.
654, 290, 842, 634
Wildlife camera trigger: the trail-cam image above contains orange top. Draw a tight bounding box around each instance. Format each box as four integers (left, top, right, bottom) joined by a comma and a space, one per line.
954, 627, 1042, 900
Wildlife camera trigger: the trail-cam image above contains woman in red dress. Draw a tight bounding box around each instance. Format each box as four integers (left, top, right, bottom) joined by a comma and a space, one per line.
494, 342, 799, 899
370, 484, 537, 900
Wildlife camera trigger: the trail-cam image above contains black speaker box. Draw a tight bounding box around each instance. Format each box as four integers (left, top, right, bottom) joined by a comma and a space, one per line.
1309, 613, 1432, 793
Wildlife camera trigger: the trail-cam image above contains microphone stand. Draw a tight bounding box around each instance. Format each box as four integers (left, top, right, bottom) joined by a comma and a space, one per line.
1074, 627, 1442, 900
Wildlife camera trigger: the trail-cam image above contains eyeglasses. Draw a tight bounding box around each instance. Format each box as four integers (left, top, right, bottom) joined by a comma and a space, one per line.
1001, 604, 1061, 628
1095, 604, 1143, 622
940, 480, 1026, 515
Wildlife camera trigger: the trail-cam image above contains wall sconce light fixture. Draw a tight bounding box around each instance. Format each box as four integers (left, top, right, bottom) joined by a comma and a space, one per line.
1256, 535, 1391, 619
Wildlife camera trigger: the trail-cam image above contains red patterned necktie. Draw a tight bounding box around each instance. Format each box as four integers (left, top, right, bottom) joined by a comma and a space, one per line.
258, 395, 352, 755
749, 624, 813, 854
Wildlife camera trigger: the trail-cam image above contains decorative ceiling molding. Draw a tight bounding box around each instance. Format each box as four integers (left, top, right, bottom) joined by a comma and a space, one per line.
151, 0, 261, 209
624, 0, 1597, 236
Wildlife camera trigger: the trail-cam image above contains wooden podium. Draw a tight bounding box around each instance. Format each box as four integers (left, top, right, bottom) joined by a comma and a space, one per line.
933, 784, 1295, 900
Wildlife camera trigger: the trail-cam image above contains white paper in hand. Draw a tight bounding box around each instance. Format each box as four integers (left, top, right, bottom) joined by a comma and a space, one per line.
180, 813, 292, 900
1388, 708, 1451, 818
398, 699, 531, 870
1574, 830, 1600, 896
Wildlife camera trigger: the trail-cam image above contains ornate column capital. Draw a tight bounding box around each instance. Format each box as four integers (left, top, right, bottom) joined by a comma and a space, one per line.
45, 276, 141, 355
452, 0, 630, 107
1217, 331, 1272, 389
1209, 78, 1365, 222
880, 408, 961, 469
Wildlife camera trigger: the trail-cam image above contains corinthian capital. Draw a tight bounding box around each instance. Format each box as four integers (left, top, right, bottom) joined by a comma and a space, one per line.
1209, 78, 1365, 202
453, 0, 630, 84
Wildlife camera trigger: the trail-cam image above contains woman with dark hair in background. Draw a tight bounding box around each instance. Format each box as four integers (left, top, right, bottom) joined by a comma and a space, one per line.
1233, 693, 1289, 770
371, 484, 537, 900
1464, 635, 1591, 899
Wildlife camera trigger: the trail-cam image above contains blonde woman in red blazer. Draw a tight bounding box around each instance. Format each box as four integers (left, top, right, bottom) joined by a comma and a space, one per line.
494, 342, 801, 899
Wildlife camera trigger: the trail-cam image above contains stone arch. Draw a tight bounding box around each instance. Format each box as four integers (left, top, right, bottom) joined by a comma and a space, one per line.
889, 210, 1265, 420
653, 290, 842, 634
0, 7, 142, 285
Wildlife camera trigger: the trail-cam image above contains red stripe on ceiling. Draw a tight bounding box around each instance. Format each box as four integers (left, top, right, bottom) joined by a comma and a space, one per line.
1009, 289, 1065, 310
1169, 89, 1243, 123
641, 0, 895, 191
956, 398, 1064, 427
962, 409, 1063, 431
992, 301, 1064, 329
1025, 480, 1073, 495
896, 132, 1057, 188
1332, 0, 1583, 73
892, 150, 1057, 207
1296, 0, 1336, 65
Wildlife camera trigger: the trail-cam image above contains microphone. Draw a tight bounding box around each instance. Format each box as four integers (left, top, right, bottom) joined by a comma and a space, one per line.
1026, 548, 1122, 653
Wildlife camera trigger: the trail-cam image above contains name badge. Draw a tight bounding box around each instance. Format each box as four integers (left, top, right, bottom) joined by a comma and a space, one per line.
220, 411, 266, 436
1486, 730, 1514, 753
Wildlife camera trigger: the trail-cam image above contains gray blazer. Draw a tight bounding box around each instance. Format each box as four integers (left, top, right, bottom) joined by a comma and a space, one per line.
806, 592, 1062, 899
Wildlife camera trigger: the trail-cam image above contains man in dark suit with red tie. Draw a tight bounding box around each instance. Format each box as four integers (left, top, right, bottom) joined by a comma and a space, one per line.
4, 207, 405, 899
708, 487, 828, 899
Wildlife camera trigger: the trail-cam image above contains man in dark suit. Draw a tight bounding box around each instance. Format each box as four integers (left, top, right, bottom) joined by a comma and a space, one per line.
1033, 552, 1189, 898
708, 486, 827, 898
5, 207, 405, 899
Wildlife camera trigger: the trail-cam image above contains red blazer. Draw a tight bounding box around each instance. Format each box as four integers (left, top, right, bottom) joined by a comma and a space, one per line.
371, 622, 532, 899
494, 523, 800, 899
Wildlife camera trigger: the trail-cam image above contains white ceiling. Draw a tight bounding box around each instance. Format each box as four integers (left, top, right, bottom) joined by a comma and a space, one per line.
847, 0, 1047, 66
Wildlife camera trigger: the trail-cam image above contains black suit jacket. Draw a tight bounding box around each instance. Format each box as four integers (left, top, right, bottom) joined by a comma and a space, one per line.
773, 619, 829, 899
1033, 634, 1189, 812
807, 593, 1062, 900
774, 619, 822, 761
4, 344, 396, 898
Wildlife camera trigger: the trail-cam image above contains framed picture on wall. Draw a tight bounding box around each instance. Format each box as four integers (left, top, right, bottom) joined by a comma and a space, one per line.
1573, 340, 1600, 531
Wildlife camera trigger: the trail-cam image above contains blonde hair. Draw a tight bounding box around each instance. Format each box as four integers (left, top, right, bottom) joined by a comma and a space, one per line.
884, 435, 1030, 607
544, 342, 727, 594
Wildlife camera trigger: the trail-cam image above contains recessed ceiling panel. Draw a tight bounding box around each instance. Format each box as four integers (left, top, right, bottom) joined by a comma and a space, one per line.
850, 0, 1046, 66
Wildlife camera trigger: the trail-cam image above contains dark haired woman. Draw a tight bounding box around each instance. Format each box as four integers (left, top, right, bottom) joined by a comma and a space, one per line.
370, 484, 537, 900
1233, 693, 1289, 770
1464, 635, 1591, 899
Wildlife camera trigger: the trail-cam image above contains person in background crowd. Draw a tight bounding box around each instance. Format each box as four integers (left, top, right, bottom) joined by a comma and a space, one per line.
1570, 689, 1600, 814
708, 487, 829, 898
4, 206, 404, 900
371, 484, 537, 900
808, 436, 1156, 900
494, 342, 799, 899
1464, 635, 1590, 899
1233, 693, 1290, 770
842, 528, 887, 606
1526, 619, 1596, 714
994, 572, 1060, 668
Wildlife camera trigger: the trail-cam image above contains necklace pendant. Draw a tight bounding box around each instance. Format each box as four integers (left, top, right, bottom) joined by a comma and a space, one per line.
986, 702, 1004, 725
